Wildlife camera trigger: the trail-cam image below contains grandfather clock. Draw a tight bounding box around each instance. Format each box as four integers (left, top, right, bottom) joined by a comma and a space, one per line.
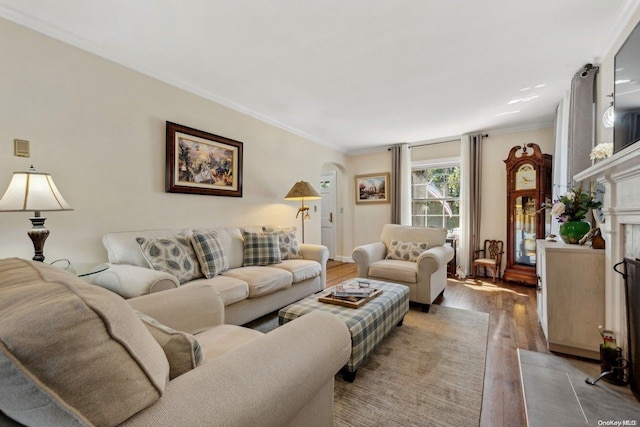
503, 143, 552, 286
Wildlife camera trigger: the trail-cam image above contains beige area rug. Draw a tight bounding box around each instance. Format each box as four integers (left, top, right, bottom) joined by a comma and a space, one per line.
244, 304, 489, 426
333, 305, 489, 427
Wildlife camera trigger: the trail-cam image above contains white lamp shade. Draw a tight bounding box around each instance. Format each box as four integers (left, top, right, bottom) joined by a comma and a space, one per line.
0, 171, 72, 212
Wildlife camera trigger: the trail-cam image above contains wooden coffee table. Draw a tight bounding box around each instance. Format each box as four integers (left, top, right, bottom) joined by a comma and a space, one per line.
278, 279, 409, 382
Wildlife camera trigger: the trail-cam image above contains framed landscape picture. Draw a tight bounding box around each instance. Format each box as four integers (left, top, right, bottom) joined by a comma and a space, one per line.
166, 121, 243, 197
355, 172, 390, 204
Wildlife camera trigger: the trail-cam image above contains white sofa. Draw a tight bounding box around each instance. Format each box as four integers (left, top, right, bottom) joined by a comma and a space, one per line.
92, 226, 329, 325
352, 224, 454, 311
0, 258, 351, 427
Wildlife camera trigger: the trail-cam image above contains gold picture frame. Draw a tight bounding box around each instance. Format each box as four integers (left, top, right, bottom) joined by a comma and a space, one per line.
355, 172, 390, 204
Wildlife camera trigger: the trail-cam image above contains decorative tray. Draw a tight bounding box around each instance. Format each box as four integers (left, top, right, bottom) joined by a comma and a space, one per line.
318, 288, 382, 308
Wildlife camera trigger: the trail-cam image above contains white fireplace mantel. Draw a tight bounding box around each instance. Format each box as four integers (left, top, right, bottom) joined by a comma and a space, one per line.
574, 142, 640, 352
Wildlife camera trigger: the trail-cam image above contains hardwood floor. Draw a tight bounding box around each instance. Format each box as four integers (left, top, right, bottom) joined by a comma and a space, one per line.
326, 260, 549, 427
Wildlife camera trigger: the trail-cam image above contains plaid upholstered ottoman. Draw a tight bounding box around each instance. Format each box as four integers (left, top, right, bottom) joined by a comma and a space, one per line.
278, 279, 409, 382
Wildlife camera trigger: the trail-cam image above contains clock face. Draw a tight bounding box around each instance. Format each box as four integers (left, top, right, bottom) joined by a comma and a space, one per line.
515, 164, 536, 190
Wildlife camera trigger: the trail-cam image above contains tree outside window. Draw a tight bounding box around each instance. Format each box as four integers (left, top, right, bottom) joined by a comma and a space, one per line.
411, 163, 460, 232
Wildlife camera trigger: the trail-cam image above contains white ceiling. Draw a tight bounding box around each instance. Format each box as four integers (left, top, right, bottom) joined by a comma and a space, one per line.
0, 0, 637, 153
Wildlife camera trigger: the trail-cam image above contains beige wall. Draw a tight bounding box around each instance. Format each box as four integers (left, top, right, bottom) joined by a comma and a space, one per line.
345, 129, 554, 259
0, 18, 348, 263
346, 150, 392, 249
480, 128, 554, 250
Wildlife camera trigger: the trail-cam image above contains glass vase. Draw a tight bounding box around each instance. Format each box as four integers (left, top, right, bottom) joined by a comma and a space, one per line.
559, 220, 591, 244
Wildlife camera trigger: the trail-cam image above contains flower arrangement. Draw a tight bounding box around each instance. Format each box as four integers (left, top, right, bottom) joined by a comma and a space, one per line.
590, 142, 613, 160
550, 186, 601, 223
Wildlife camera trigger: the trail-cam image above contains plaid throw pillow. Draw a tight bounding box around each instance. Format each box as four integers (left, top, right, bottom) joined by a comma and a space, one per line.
242, 231, 282, 266
262, 226, 303, 260
136, 234, 202, 283
385, 240, 429, 262
191, 231, 229, 278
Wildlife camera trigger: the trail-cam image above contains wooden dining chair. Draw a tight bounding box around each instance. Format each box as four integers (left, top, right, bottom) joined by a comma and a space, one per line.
472, 240, 504, 282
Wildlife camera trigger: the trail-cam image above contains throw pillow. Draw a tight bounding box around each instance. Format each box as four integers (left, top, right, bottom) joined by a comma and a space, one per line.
191, 231, 229, 278
262, 226, 303, 260
136, 311, 203, 380
136, 234, 202, 284
242, 231, 282, 266
385, 240, 429, 262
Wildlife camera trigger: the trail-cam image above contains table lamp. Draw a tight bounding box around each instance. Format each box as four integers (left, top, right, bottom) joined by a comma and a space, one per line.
284, 180, 321, 243
0, 166, 73, 262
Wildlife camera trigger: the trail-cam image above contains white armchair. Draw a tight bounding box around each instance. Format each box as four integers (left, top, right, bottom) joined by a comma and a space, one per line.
351, 224, 454, 312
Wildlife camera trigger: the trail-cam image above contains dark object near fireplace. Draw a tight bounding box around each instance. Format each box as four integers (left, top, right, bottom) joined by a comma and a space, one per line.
615, 258, 640, 400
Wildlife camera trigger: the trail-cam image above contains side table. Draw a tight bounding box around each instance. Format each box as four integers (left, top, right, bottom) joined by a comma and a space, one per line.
50, 259, 109, 278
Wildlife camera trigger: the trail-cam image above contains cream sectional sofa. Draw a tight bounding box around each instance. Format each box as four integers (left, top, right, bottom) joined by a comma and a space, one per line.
0, 258, 351, 427
92, 226, 329, 325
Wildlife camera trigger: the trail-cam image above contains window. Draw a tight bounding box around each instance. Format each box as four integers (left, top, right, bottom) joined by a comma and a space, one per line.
411, 159, 460, 232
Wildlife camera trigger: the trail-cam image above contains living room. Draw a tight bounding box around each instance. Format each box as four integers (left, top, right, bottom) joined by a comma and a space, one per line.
2, 1, 640, 426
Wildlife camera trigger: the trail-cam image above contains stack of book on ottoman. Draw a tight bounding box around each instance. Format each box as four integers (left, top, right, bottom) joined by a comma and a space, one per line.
319, 280, 382, 308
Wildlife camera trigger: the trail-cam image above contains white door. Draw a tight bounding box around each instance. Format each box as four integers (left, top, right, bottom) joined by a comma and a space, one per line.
320, 172, 337, 259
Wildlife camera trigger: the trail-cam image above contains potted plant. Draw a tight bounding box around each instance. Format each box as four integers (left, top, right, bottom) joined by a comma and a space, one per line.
550, 186, 602, 244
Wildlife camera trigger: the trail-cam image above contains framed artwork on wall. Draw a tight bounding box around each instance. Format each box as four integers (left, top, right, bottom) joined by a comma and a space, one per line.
166, 121, 243, 197
355, 172, 390, 204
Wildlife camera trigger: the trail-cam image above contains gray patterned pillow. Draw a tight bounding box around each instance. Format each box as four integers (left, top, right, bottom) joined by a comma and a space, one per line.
242, 231, 282, 266
136, 234, 202, 283
136, 311, 203, 380
262, 226, 302, 260
385, 240, 429, 262
191, 231, 229, 278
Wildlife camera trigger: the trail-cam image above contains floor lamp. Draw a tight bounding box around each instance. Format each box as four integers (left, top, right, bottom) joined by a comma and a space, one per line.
0, 166, 73, 262
284, 180, 321, 243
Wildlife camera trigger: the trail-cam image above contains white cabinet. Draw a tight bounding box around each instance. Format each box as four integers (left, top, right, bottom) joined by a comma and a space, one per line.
536, 240, 605, 360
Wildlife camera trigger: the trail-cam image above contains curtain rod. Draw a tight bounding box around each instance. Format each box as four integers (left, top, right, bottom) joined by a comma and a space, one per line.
387, 134, 488, 150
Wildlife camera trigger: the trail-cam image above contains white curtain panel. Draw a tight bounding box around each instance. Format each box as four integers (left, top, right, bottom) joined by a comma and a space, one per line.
459, 135, 471, 274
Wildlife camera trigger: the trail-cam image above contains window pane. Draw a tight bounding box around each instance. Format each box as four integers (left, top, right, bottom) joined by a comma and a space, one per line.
411, 163, 460, 232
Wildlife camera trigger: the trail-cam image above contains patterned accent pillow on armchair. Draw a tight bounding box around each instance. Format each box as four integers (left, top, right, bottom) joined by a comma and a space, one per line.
385, 240, 429, 262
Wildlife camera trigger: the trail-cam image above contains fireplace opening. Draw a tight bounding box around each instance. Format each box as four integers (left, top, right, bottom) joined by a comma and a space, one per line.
619, 257, 640, 401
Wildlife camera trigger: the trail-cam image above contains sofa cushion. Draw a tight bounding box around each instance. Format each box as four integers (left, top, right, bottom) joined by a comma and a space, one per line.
0, 258, 169, 427
385, 240, 429, 262
137, 234, 203, 284
273, 259, 321, 283
137, 312, 203, 380
191, 231, 229, 278
189, 275, 249, 306
223, 266, 292, 298
262, 226, 303, 260
368, 259, 418, 284
242, 231, 282, 266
